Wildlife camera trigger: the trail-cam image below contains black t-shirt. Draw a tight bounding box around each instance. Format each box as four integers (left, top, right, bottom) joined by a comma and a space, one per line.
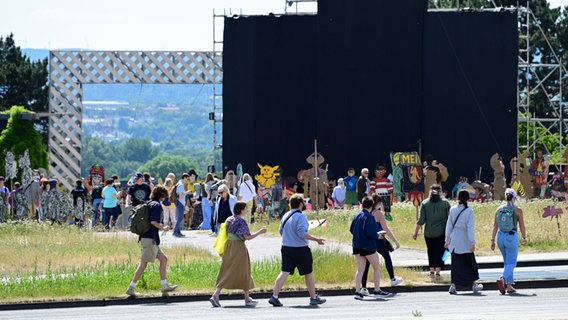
218, 198, 231, 223
128, 183, 151, 207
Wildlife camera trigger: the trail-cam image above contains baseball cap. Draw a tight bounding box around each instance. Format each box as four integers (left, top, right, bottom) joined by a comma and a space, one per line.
135, 172, 144, 179
505, 188, 517, 198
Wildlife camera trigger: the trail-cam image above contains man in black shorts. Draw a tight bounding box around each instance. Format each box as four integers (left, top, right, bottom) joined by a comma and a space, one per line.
268, 193, 327, 307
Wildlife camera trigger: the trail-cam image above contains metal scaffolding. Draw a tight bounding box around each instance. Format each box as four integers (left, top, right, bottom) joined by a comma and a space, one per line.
516, 0, 566, 158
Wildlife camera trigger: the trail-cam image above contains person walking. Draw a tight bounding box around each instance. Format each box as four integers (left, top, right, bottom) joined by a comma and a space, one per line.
101, 178, 119, 230
351, 196, 392, 300
173, 173, 190, 237
445, 190, 482, 295
413, 184, 450, 279
268, 193, 326, 307
359, 194, 402, 297
237, 173, 257, 224
209, 201, 267, 307
162, 178, 176, 231
214, 184, 236, 233
491, 188, 528, 294
125, 185, 178, 297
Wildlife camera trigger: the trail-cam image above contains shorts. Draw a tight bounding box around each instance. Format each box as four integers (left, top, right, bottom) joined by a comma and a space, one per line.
281, 246, 313, 276
140, 237, 165, 263
345, 191, 358, 205
353, 247, 376, 256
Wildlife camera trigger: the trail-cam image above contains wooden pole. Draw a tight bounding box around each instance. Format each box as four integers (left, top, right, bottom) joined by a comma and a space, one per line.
314, 139, 319, 221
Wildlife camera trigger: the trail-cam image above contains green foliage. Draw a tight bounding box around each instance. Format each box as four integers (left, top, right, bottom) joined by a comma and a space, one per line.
118, 137, 159, 163
0, 33, 48, 112
137, 154, 198, 181
0, 106, 49, 178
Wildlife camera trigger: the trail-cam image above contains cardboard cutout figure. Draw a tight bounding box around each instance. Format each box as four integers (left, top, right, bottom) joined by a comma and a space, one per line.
529, 148, 549, 198
423, 154, 448, 193
490, 153, 507, 201
255, 164, 280, 189
370, 163, 394, 221
343, 168, 358, 209
303, 152, 329, 211
509, 155, 527, 198
515, 152, 533, 197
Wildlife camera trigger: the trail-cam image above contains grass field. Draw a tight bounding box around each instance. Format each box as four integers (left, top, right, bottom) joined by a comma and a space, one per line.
1, 198, 566, 303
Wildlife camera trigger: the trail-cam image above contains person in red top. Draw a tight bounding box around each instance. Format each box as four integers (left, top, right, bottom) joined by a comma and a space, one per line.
369, 163, 394, 221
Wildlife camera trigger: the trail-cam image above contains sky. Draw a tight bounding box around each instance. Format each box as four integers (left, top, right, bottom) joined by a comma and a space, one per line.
0, 0, 566, 51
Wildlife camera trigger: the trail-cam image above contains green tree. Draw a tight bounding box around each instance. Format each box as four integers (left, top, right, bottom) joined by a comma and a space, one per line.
0, 34, 49, 141
0, 34, 48, 112
119, 138, 159, 163
0, 106, 49, 178
137, 155, 198, 181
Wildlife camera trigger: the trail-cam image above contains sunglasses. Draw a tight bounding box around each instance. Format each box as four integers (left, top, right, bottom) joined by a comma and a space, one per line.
218, 191, 224, 195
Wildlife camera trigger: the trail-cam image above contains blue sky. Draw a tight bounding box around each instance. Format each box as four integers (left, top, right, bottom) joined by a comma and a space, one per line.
0, 0, 565, 51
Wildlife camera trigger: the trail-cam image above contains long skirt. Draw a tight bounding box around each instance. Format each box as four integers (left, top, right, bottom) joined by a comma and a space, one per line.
215, 240, 255, 290
451, 251, 479, 287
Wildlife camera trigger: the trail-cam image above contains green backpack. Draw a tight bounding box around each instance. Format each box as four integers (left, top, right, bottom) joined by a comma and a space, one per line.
129, 201, 152, 235
497, 206, 516, 232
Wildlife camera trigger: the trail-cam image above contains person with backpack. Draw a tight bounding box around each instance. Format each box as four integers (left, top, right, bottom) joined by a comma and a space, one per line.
125, 185, 178, 297
490, 188, 528, 294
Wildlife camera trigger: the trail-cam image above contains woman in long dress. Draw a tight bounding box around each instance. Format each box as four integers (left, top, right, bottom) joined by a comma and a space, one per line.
445, 189, 482, 294
209, 201, 267, 307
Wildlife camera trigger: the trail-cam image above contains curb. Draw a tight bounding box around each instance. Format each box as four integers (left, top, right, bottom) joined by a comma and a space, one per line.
2, 278, 567, 311
410, 259, 568, 271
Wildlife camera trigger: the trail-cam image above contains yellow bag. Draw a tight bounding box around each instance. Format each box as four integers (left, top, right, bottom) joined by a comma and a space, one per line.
213, 222, 228, 256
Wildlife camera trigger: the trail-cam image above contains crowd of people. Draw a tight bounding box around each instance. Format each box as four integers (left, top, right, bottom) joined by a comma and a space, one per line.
0, 165, 530, 305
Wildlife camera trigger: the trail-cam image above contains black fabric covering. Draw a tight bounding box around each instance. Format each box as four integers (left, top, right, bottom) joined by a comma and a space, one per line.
223, 1, 518, 185
223, 15, 317, 177
422, 11, 518, 183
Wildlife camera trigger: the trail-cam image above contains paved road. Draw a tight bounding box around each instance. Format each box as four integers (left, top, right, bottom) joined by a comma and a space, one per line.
2, 288, 567, 319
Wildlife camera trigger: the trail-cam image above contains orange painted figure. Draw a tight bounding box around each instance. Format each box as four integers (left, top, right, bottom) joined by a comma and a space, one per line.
529, 148, 548, 198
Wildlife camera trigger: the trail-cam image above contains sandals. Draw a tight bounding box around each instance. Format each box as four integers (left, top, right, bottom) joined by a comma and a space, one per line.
209, 296, 221, 307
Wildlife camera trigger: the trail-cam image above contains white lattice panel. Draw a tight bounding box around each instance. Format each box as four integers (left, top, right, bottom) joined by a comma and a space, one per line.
48, 51, 222, 189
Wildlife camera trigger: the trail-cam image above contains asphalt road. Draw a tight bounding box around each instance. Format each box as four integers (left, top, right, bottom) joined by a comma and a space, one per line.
2, 287, 567, 320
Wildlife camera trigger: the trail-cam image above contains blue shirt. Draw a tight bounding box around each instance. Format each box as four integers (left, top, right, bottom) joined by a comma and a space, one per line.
350, 209, 379, 252
176, 182, 185, 206
279, 209, 309, 247
102, 186, 118, 208
344, 175, 358, 191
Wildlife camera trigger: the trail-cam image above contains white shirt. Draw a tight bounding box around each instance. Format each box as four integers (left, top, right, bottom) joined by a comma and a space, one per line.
331, 185, 346, 203
238, 180, 256, 202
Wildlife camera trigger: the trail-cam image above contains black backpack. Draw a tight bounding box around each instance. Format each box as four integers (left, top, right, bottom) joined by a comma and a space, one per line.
129, 201, 152, 235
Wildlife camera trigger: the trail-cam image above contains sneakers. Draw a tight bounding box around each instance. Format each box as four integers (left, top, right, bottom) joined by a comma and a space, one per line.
472, 283, 483, 293
359, 288, 370, 296
310, 295, 326, 305
391, 277, 403, 286
268, 296, 283, 307
496, 277, 506, 295
354, 292, 364, 300
125, 286, 138, 297
448, 285, 457, 295
373, 290, 392, 298
209, 296, 221, 307
245, 300, 258, 307
161, 283, 178, 293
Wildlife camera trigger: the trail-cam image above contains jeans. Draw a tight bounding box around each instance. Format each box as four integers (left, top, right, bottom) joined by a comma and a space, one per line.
200, 201, 211, 230
174, 200, 185, 235
497, 230, 519, 285
91, 198, 103, 227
